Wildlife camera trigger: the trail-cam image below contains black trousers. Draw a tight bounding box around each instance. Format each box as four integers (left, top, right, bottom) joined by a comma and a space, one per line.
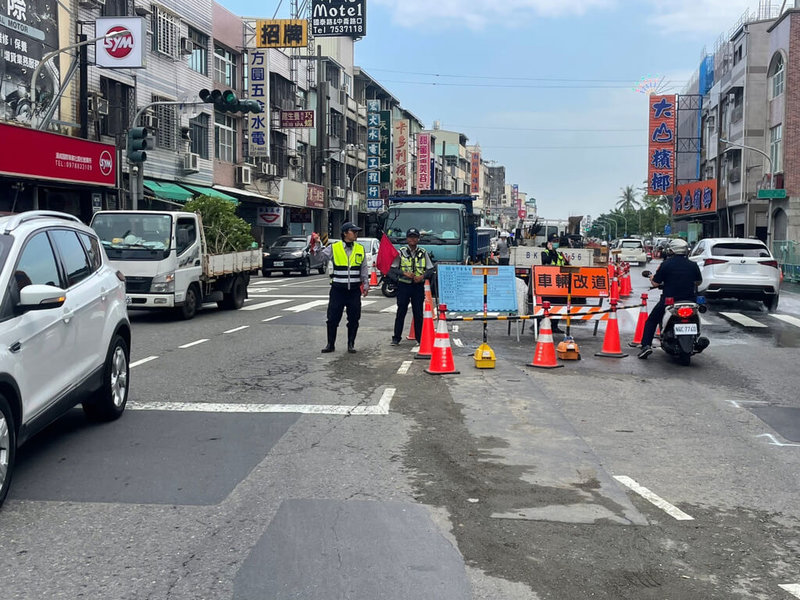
499, 257, 510, 265
393, 282, 424, 341
640, 299, 666, 348
326, 285, 362, 344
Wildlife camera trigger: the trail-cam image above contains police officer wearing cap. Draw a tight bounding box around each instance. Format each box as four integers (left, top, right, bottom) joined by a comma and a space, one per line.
389, 228, 434, 345
311, 222, 369, 353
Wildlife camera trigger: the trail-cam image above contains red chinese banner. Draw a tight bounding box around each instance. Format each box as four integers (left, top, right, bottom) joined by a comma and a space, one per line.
306, 183, 324, 208
470, 149, 480, 195
417, 133, 431, 191
647, 94, 676, 196
393, 119, 409, 193
673, 179, 717, 216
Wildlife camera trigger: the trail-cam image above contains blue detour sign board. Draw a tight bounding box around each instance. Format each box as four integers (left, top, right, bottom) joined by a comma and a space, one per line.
437, 265, 519, 312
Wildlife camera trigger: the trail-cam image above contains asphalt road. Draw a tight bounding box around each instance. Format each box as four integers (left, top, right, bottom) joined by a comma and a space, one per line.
2, 264, 800, 599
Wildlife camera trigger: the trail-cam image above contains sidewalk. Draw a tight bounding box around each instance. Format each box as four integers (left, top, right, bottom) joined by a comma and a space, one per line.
782, 279, 800, 296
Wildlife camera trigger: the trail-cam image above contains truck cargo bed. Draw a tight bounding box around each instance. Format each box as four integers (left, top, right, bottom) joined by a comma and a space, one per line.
203, 249, 261, 277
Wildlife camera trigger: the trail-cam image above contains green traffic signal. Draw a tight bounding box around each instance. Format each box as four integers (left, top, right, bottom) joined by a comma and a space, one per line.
198, 88, 263, 114
127, 126, 148, 163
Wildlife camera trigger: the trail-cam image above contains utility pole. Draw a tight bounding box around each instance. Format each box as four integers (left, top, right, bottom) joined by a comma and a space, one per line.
315, 45, 331, 236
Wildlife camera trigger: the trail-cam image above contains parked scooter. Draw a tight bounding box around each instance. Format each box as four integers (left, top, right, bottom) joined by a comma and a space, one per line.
642, 271, 710, 366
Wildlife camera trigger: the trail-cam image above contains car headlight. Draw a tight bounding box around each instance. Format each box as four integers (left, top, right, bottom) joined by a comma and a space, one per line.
151, 272, 175, 293
290, 250, 303, 257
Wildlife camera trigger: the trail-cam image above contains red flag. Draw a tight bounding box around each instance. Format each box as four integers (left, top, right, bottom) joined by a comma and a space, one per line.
376, 233, 399, 275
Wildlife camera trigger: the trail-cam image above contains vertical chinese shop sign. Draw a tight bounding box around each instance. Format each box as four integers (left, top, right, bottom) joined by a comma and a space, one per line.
470, 149, 480, 195
393, 119, 410, 193
248, 49, 269, 157
417, 133, 431, 191
366, 100, 381, 208
647, 94, 676, 196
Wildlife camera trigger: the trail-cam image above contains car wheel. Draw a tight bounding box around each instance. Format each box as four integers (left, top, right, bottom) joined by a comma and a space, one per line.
222, 274, 247, 310
0, 394, 16, 508
83, 335, 129, 422
764, 294, 779, 312
178, 285, 199, 320
300, 258, 310, 277
318, 261, 327, 275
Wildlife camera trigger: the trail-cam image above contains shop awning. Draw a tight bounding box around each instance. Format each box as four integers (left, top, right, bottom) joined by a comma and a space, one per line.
182, 184, 238, 204
213, 185, 279, 205
143, 180, 194, 203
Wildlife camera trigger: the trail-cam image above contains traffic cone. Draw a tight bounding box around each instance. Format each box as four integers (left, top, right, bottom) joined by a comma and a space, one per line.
426, 305, 460, 375
619, 266, 630, 297
595, 299, 628, 358
416, 297, 436, 359
369, 267, 378, 286
406, 316, 416, 340
424, 280, 433, 305
628, 292, 649, 347
527, 310, 563, 369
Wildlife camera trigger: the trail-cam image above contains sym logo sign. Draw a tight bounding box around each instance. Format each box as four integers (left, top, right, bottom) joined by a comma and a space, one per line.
95, 17, 146, 68
99, 150, 114, 176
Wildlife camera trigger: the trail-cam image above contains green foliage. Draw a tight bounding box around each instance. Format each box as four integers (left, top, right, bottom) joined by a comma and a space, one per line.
183, 195, 255, 254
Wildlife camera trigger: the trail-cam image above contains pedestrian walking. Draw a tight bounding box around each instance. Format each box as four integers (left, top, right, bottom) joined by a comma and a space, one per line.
389, 228, 434, 345
311, 222, 370, 353
496, 232, 510, 265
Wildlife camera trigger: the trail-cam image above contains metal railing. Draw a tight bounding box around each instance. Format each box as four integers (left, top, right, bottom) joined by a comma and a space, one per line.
773, 240, 800, 283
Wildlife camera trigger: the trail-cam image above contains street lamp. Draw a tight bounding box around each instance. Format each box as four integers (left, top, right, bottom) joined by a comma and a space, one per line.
598, 218, 617, 240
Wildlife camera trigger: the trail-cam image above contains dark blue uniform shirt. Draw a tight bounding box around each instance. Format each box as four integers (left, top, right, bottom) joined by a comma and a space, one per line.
652, 256, 702, 300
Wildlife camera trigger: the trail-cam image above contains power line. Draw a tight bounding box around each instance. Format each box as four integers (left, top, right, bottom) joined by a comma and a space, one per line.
443, 124, 643, 133
480, 144, 647, 150
380, 79, 640, 89
362, 67, 662, 84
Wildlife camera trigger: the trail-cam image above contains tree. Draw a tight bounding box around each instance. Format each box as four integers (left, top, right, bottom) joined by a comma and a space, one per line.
616, 185, 640, 213
184, 195, 255, 254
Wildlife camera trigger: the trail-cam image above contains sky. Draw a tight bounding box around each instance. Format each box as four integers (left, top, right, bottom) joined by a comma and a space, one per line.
219, 0, 772, 219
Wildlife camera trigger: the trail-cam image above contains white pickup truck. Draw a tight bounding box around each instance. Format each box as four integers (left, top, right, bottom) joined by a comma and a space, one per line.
91, 210, 260, 319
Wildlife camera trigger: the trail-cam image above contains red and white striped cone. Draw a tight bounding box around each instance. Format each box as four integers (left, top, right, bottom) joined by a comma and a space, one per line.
416, 296, 436, 360
406, 316, 416, 340
595, 299, 628, 358
426, 305, 460, 375
629, 293, 649, 347
527, 313, 563, 369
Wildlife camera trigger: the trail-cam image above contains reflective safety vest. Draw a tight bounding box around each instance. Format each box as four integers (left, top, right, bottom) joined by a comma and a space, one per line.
398, 246, 428, 284
330, 241, 364, 288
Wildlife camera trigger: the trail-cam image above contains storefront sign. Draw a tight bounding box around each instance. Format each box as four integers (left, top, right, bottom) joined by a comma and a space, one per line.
417, 133, 431, 191
367, 100, 381, 200
470, 149, 481, 195
255, 19, 307, 48
0, 122, 116, 186
311, 0, 365, 37
673, 179, 717, 216
257, 206, 283, 227
95, 18, 146, 68
306, 183, 324, 209
247, 49, 269, 157
392, 119, 410, 193
280, 110, 314, 128
647, 94, 676, 196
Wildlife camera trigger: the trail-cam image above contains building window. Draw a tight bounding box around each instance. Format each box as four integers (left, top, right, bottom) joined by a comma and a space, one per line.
187, 28, 208, 75
152, 6, 178, 58
770, 124, 783, 174
770, 54, 785, 99
189, 113, 210, 159
152, 95, 177, 150
214, 46, 237, 88
215, 113, 237, 163
102, 0, 129, 17
100, 77, 133, 136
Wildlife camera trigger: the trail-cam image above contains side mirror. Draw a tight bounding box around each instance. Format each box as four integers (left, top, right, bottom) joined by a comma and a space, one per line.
17, 284, 67, 312
641, 270, 652, 278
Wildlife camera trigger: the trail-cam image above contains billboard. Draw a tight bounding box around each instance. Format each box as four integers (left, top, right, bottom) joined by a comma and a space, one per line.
470, 149, 480, 195
673, 179, 717, 217
311, 0, 365, 37
393, 119, 410, 193
280, 110, 314, 128
647, 94, 676, 196
247, 49, 269, 157
255, 19, 307, 48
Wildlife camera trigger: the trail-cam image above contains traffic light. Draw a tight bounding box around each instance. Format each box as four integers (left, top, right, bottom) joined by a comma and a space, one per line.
127, 127, 148, 163
199, 88, 263, 114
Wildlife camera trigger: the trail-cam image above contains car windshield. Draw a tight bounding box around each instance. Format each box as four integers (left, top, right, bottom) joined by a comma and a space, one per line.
621, 241, 643, 249
91, 213, 173, 260
272, 239, 306, 249
711, 242, 771, 258
384, 208, 461, 244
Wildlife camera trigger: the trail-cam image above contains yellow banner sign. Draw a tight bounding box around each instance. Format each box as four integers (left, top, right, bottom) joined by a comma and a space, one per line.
255, 19, 308, 48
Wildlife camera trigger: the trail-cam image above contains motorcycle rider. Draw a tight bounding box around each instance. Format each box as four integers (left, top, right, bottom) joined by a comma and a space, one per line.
638, 238, 702, 359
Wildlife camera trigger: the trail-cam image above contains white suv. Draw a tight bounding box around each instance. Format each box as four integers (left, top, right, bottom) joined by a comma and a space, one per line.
0, 211, 131, 507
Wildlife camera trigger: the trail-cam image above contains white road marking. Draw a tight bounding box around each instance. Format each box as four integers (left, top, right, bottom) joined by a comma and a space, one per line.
130, 356, 158, 368
779, 584, 800, 597
699, 315, 712, 326
613, 475, 694, 520
453, 338, 464, 347
248, 280, 275, 286
452, 325, 459, 332
719, 312, 768, 328
224, 325, 250, 334
247, 287, 275, 293
248, 294, 329, 299
360, 300, 376, 307
397, 361, 412, 374
410, 345, 420, 353
262, 315, 283, 322
179, 339, 209, 349
242, 299, 293, 311
727, 399, 769, 408
128, 387, 396, 416
757, 433, 800, 448
283, 300, 329, 312
771, 314, 800, 328
381, 305, 398, 314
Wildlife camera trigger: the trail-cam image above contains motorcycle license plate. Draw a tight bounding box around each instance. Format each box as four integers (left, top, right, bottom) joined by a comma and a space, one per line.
674, 323, 698, 335
274, 261, 284, 266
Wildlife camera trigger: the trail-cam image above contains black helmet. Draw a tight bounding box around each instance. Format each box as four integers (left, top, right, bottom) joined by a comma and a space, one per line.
406, 228, 420, 237
341, 222, 362, 234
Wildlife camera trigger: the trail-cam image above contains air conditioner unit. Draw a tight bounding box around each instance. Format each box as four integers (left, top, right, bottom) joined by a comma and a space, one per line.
180, 37, 193, 56
183, 152, 199, 173
727, 92, 736, 103
236, 165, 252, 185
260, 162, 276, 177
288, 156, 302, 168
144, 114, 159, 130
333, 186, 345, 198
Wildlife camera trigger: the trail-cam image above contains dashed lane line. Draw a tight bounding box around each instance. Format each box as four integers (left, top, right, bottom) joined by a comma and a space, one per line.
130, 356, 158, 368
381, 305, 398, 314
613, 475, 694, 521
771, 314, 800, 328
262, 315, 283, 322
397, 361, 412, 375
224, 325, 250, 334
283, 299, 329, 312
779, 584, 800, 598
242, 299, 293, 311
128, 387, 396, 416
178, 339, 209, 349
718, 312, 768, 328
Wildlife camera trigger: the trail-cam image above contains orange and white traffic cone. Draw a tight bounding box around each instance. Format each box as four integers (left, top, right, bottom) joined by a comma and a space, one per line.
369, 267, 378, 286
629, 292, 649, 347
527, 303, 563, 369
426, 305, 460, 375
595, 299, 628, 358
416, 296, 436, 360
406, 316, 416, 340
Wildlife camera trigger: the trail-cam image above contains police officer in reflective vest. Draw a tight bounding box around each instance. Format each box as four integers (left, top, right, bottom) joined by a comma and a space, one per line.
312, 222, 369, 353
389, 228, 434, 345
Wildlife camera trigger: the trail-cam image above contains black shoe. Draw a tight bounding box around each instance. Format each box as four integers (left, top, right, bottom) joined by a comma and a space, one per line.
347, 344, 356, 354
390, 338, 400, 346
321, 345, 335, 353
637, 345, 653, 359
